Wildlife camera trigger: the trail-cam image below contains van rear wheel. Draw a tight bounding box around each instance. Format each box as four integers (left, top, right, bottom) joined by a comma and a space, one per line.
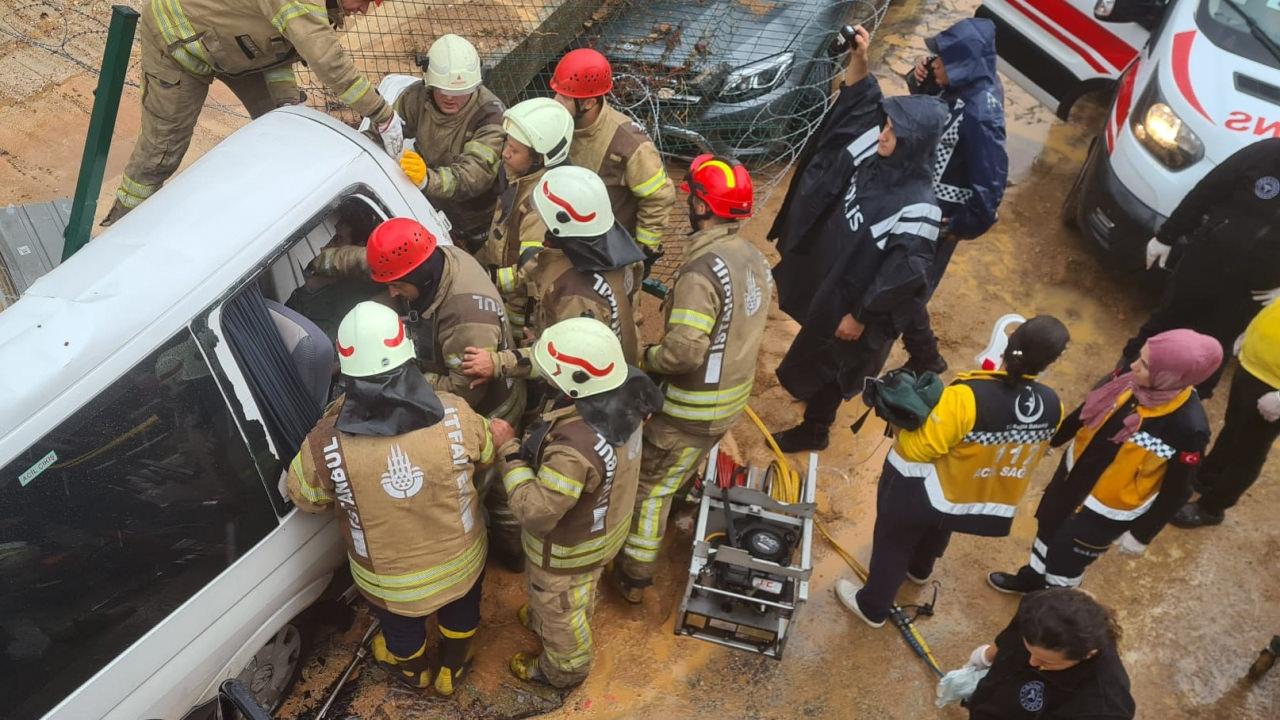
236, 623, 306, 712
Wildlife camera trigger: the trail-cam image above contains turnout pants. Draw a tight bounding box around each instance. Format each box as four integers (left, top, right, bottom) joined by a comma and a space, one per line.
617, 416, 718, 584
369, 572, 485, 657
855, 465, 952, 623
900, 233, 959, 363
1197, 367, 1280, 514
117, 30, 301, 212
525, 564, 603, 688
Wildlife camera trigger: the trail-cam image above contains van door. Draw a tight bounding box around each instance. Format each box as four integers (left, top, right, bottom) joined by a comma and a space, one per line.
976, 0, 1160, 117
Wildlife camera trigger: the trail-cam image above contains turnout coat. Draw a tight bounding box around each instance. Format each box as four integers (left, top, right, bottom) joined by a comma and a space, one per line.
769, 74, 948, 400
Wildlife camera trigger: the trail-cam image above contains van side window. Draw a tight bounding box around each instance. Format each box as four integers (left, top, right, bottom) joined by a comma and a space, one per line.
0, 330, 277, 720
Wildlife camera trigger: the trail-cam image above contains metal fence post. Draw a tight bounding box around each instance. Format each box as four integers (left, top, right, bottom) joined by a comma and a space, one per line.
62, 4, 139, 261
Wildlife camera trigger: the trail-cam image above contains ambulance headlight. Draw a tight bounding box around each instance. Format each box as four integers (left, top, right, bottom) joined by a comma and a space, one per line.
1130, 79, 1204, 170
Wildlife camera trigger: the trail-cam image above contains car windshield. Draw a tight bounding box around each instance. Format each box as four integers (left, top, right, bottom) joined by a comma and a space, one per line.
1200, 0, 1280, 69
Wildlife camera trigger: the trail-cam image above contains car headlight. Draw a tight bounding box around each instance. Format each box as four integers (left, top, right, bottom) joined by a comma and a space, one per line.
1130, 77, 1204, 170
719, 52, 794, 103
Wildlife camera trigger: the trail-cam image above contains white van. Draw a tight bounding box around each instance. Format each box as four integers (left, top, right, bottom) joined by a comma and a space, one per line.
977, 0, 1280, 262
0, 106, 451, 720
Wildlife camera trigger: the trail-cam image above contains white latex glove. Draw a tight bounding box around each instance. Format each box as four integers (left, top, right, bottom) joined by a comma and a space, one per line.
966, 644, 994, 669
1113, 531, 1147, 556
1258, 391, 1280, 423
1250, 286, 1280, 307
1145, 237, 1172, 270
377, 112, 405, 158
1233, 333, 1245, 357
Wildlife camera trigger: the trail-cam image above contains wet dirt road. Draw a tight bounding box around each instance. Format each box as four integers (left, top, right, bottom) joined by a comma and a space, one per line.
279, 1, 1280, 718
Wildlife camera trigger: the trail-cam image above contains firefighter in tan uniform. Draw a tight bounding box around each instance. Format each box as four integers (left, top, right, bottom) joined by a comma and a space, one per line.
551, 48, 675, 263
310, 217, 527, 566
479, 98, 575, 332
612, 155, 773, 601
106, 0, 405, 224
395, 34, 506, 251
459, 165, 644, 392
489, 318, 662, 687
287, 301, 492, 696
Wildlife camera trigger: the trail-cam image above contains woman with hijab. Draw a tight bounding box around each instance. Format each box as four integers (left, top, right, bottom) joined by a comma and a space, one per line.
987, 329, 1222, 593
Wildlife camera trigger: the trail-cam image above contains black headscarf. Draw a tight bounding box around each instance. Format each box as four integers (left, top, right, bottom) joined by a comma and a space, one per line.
336, 363, 445, 436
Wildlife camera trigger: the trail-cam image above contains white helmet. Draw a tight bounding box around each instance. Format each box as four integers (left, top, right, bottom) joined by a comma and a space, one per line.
532, 317, 627, 399
503, 97, 573, 167
533, 165, 615, 238
425, 33, 482, 95
336, 301, 416, 378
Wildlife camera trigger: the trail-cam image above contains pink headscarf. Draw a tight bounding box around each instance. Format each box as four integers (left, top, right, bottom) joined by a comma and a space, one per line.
1080, 329, 1223, 442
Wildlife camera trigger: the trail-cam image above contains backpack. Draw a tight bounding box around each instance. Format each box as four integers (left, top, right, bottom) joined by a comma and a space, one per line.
850, 368, 944, 435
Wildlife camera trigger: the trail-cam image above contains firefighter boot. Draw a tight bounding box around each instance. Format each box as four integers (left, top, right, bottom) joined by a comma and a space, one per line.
371, 633, 432, 689
609, 564, 647, 604
772, 421, 829, 453
509, 651, 551, 685
433, 626, 476, 697
517, 603, 534, 631
100, 198, 131, 227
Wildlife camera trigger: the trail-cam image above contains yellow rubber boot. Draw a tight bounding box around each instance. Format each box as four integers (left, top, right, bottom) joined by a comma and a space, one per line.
434, 625, 477, 697
370, 632, 432, 689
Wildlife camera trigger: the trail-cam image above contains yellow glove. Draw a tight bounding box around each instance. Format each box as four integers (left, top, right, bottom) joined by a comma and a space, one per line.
400, 150, 428, 190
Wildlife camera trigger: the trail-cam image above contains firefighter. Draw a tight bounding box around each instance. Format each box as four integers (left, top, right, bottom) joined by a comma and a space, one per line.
310, 217, 526, 567
899, 18, 1009, 375
286, 301, 492, 696
768, 24, 949, 453
834, 316, 1069, 628
458, 165, 645, 391
611, 154, 773, 602
395, 34, 506, 252
988, 329, 1222, 594
479, 97, 576, 332
551, 48, 675, 269
105, 0, 404, 225
489, 317, 663, 687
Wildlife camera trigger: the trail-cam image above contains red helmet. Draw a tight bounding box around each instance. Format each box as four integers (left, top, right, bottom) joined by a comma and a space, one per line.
680, 153, 753, 219
550, 48, 613, 99
366, 217, 438, 283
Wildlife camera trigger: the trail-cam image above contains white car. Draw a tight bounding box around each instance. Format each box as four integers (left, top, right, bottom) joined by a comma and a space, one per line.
977, 0, 1280, 262
0, 105, 451, 720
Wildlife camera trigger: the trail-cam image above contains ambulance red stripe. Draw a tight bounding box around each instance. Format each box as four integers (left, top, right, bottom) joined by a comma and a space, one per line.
1006, 0, 1109, 73
1034, 0, 1138, 71
1171, 30, 1214, 125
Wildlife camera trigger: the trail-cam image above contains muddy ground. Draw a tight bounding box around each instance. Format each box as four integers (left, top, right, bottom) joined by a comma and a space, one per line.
2, 0, 1277, 717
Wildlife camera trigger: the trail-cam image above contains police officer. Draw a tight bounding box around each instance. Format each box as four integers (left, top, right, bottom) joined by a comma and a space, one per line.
490, 317, 662, 687
287, 301, 492, 696
611, 155, 773, 602
395, 34, 506, 252
459, 165, 644, 389
480, 97, 576, 332
834, 316, 1069, 627
106, 0, 403, 224
551, 48, 675, 263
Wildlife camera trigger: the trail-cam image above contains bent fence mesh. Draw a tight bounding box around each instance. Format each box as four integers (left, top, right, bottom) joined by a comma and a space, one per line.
1, 0, 892, 283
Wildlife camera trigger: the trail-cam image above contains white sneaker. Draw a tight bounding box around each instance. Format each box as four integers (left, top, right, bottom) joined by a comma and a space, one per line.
905, 571, 930, 585
833, 577, 885, 628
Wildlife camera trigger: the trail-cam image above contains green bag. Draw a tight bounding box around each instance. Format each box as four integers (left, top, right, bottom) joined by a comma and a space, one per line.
850, 368, 945, 434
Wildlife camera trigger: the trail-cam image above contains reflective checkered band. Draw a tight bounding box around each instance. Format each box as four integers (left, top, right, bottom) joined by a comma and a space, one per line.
963, 427, 1056, 445
932, 99, 974, 206
1127, 431, 1176, 460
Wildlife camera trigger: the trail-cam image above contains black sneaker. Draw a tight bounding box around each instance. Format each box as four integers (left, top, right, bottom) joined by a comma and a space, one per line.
987, 571, 1041, 595
1171, 502, 1224, 529
772, 422, 830, 453
902, 354, 949, 376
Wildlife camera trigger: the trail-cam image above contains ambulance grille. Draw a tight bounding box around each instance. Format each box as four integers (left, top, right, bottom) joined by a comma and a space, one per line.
1235, 73, 1280, 107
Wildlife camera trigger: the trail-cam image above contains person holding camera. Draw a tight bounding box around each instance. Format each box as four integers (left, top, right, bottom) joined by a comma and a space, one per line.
769, 24, 950, 453
899, 18, 1009, 375
834, 316, 1069, 627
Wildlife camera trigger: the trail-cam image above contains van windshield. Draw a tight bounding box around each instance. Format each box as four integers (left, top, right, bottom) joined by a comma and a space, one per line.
1200, 0, 1280, 69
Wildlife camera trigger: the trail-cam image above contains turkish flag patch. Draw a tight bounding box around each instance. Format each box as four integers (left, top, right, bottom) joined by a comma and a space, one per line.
1179, 451, 1202, 466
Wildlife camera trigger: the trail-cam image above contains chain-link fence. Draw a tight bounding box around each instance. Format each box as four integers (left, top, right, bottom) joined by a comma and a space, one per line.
1, 0, 893, 282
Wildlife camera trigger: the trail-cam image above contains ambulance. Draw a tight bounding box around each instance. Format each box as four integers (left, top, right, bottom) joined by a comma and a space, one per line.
976, 0, 1280, 263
